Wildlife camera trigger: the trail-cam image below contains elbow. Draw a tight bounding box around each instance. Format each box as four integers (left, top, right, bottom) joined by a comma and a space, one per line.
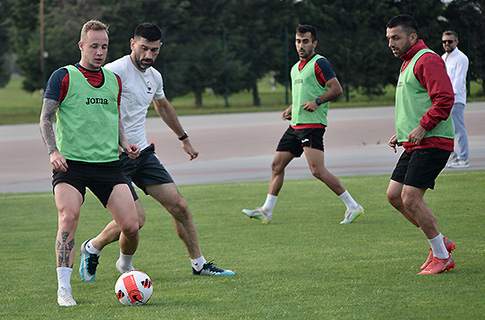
336, 87, 343, 97
333, 86, 343, 99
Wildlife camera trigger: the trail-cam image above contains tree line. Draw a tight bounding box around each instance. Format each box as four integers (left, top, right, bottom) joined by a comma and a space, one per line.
1, 0, 484, 107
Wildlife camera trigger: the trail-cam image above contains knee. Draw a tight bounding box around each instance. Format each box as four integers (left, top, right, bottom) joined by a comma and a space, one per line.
310, 166, 323, 180
58, 208, 79, 229
118, 213, 140, 238
386, 188, 401, 206
121, 223, 139, 239
168, 198, 191, 221
309, 163, 328, 181
401, 193, 417, 211
271, 161, 284, 175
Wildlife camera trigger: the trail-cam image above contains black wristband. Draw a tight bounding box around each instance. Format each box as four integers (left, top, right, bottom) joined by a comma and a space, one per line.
178, 131, 189, 141
315, 98, 322, 106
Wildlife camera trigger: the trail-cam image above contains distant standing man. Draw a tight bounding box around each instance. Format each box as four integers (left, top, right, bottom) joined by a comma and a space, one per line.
386, 14, 456, 275
79, 22, 234, 280
442, 30, 470, 168
242, 24, 364, 225
39, 20, 141, 306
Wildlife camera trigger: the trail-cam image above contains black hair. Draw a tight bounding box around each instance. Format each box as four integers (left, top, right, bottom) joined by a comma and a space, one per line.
386, 14, 419, 36
296, 24, 317, 42
443, 30, 458, 41
134, 22, 162, 42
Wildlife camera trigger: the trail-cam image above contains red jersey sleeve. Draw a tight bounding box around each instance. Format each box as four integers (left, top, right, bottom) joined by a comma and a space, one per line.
115, 74, 122, 106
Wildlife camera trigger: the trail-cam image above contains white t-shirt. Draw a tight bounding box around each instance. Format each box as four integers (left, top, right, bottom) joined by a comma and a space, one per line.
442, 48, 468, 105
105, 55, 165, 150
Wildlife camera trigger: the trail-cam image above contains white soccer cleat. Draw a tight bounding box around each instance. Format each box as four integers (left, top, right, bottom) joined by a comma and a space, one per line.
242, 207, 272, 224
116, 258, 135, 274
340, 204, 364, 224
57, 287, 77, 307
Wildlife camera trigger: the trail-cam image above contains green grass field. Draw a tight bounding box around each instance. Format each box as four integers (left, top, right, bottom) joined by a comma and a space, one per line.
0, 171, 484, 319
1, 76, 484, 125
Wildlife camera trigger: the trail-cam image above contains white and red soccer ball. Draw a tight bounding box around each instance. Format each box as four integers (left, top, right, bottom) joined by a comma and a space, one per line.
115, 270, 153, 306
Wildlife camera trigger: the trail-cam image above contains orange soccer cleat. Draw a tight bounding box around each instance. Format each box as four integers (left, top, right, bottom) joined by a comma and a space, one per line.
418, 256, 455, 275
420, 236, 455, 270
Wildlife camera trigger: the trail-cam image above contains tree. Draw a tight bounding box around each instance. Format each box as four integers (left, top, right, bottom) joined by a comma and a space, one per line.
160, 0, 247, 108
290, 0, 446, 101
7, 0, 42, 91
221, 0, 294, 106
7, 0, 117, 91
0, 0, 12, 88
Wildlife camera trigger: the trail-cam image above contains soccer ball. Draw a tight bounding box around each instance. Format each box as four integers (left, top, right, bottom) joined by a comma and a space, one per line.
115, 270, 153, 306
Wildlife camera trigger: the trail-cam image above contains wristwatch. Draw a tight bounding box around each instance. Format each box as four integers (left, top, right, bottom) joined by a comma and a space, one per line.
178, 131, 189, 141
315, 98, 322, 106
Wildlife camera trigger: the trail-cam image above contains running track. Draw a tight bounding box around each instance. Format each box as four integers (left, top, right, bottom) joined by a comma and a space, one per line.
1, 103, 484, 193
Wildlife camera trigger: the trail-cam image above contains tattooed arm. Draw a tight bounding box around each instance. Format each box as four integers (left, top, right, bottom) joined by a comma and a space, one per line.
39, 98, 68, 172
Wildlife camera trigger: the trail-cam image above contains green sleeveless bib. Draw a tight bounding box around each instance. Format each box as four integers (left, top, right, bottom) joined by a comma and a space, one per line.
56, 65, 120, 162
290, 54, 329, 126
395, 49, 454, 143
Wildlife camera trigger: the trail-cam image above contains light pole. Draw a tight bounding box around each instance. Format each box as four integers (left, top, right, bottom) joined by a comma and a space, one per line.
40, 0, 46, 89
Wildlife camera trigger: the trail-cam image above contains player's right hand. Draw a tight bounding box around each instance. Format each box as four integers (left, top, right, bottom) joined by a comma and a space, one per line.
388, 134, 399, 153
124, 143, 141, 159
281, 110, 291, 121
50, 151, 68, 172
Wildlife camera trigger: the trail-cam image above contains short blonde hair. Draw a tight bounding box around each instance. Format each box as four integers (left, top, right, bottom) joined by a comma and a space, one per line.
80, 20, 109, 41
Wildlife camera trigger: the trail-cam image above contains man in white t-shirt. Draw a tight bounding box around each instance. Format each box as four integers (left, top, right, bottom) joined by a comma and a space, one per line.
78, 23, 234, 279
442, 30, 470, 168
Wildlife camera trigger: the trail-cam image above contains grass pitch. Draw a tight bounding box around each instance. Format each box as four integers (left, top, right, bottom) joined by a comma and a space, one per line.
0, 171, 484, 319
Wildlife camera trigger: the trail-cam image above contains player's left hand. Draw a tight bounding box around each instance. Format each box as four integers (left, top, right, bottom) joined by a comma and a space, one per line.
181, 139, 199, 161
124, 143, 141, 159
301, 100, 318, 112
408, 125, 427, 146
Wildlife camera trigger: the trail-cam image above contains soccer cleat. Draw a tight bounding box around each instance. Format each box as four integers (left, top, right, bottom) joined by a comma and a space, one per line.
340, 204, 364, 224
57, 287, 77, 306
417, 256, 455, 275
242, 207, 272, 224
193, 261, 235, 276
420, 236, 455, 270
116, 258, 134, 274
447, 159, 469, 168
79, 239, 99, 283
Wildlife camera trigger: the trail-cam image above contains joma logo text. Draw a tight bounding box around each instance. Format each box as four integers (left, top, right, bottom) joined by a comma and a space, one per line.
86, 97, 109, 105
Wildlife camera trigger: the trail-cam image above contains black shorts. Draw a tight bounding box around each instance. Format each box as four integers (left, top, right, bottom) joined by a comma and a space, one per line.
276, 126, 325, 157
52, 160, 128, 207
391, 148, 451, 189
120, 144, 174, 201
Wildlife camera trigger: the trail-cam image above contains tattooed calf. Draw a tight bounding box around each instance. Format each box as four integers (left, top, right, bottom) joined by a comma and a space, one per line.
56, 232, 75, 268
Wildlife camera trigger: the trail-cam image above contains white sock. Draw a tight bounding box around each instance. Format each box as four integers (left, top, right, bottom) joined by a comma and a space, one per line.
191, 255, 206, 272
86, 239, 101, 255
118, 251, 134, 270
338, 190, 358, 210
57, 267, 73, 290
262, 194, 277, 215
429, 233, 449, 259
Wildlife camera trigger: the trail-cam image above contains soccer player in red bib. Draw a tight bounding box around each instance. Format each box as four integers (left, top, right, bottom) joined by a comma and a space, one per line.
242, 25, 364, 225
386, 14, 456, 275
40, 20, 141, 306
